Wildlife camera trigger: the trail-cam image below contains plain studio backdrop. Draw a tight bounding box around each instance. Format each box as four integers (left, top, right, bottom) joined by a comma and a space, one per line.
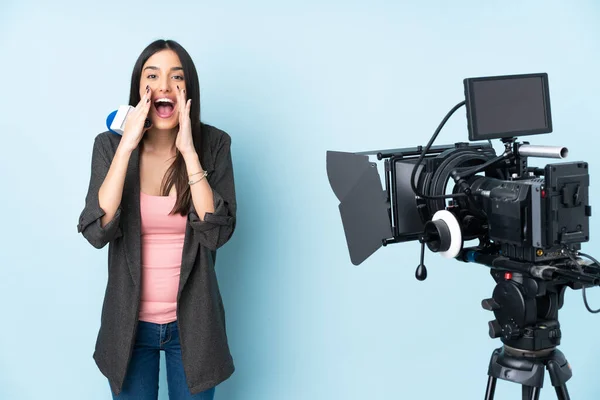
1, 1, 600, 399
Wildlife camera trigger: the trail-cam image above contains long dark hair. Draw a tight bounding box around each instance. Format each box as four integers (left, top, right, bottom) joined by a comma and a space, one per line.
128, 39, 202, 216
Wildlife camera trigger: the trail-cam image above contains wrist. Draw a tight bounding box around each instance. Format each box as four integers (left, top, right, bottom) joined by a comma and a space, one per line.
115, 144, 134, 158
181, 149, 199, 163
182, 151, 206, 175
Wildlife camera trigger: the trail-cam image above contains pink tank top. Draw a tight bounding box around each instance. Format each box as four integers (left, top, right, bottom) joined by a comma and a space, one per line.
138, 192, 187, 324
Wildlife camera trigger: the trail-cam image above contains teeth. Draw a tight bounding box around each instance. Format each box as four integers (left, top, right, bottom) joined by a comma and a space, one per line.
155, 98, 174, 104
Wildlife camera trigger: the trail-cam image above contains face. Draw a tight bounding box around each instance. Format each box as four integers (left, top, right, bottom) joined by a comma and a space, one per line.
139, 49, 187, 130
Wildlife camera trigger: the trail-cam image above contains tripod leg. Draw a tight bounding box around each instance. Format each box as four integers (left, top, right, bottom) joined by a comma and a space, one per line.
555, 385, 570, 400
530, 387, 540, 400
522, 386, 540, 400
522, 386, 531, 400
485, 376, 497, 400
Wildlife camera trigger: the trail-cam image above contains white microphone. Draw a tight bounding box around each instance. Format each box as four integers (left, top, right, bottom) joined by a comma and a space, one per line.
106, 105, 151, 135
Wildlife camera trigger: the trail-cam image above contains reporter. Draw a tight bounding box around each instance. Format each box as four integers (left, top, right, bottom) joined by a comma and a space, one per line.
77, 39, 237, 399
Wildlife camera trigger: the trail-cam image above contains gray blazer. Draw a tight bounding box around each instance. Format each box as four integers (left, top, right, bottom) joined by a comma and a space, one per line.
77, 123, 237, 396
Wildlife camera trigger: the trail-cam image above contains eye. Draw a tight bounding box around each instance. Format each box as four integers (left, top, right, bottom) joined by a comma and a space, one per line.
172, 75, 185, 80
146, 74, 157, 79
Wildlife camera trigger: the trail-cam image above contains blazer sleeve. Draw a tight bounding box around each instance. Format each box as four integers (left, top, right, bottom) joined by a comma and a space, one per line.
77, 134, 123, 249
188, 134, 237, 251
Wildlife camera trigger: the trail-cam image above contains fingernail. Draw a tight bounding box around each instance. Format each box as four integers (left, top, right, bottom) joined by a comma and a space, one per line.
146, 98, 150, 103
146, 85, 149, 90
177, 85, 180, 90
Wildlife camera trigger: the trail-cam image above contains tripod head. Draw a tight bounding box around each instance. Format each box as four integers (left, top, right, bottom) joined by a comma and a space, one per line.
461, 248, 600, 351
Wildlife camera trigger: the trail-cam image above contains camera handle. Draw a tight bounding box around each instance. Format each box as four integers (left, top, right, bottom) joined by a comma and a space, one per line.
416, 241, 427, 281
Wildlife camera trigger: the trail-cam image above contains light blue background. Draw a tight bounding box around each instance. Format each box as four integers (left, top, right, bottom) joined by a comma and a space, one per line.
1, 1, 600, 399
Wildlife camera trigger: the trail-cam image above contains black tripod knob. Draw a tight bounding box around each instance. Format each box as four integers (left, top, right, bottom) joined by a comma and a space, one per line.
503, 323, 521, 340
482, 298, 501, 311
488, 320, 502, 339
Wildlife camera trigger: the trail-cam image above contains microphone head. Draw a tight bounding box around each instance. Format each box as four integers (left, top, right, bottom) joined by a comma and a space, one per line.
106, 106, 152, 135
106, 110, 120, 135
106, 105, 133, 135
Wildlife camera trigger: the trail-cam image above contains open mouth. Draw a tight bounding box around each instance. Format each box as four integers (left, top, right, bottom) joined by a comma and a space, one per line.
153, 98, 176, 118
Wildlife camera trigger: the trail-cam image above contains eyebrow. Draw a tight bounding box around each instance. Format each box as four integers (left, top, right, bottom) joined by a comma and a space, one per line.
143, 66, 184, 72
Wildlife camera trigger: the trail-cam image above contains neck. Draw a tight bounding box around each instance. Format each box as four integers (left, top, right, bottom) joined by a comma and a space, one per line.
142, 128, 177, 155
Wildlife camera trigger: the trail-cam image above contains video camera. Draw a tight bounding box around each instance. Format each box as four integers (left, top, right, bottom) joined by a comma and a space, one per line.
326, 73, 600, 400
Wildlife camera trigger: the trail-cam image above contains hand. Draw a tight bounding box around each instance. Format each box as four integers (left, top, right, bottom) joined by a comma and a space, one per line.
120, 85, 152, 153
175, 85, 195, 157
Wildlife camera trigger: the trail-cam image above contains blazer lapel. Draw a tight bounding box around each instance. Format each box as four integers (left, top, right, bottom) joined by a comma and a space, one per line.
178, 170, 216, 296
121, 146, 141, 287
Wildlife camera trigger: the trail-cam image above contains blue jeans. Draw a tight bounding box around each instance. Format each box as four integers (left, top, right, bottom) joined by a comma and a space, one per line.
112, 320, 216, 400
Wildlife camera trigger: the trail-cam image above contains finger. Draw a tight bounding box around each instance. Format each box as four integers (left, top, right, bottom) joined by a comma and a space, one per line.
145, 85, 152, 107
144, 87, 152, 111
179, 86, 187, 111
177, 85, 184, 112
182, 90, 190, 120
135, 85, 151, 110
136, 89, 151, 123
177, 86, 185, 121
142, 87, 152, 131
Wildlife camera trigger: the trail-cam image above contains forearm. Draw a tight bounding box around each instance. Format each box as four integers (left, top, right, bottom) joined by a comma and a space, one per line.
183, 151, 215, 220
98, 146, 132, 227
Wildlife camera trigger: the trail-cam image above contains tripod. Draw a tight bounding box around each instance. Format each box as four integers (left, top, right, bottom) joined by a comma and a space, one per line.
484, 345, 572, 400
478, 265, 579, 400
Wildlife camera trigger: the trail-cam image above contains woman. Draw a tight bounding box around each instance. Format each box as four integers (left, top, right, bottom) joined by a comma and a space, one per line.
77, 39, 237, 399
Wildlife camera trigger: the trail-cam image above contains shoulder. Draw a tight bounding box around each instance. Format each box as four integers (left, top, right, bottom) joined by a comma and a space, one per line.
90, 131, 122, 158
200, 123, 232, 148
196, 123, 233, 173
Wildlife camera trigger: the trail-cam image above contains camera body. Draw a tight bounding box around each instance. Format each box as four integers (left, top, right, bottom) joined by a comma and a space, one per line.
404, 142, 591, 265
327, 72, 591, 267
467, 162, 590, 262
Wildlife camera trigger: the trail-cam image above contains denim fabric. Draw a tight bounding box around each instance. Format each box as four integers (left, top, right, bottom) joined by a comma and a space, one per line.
112, 321, 216, 400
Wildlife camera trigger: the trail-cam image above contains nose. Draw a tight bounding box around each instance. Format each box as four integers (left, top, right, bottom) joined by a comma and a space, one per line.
156, 74, 172, 93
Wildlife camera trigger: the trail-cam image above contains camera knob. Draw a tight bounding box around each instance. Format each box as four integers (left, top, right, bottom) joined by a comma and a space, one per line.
482, 298, 501, 311
488, 320, 502, 339
503, 323, 521, 340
